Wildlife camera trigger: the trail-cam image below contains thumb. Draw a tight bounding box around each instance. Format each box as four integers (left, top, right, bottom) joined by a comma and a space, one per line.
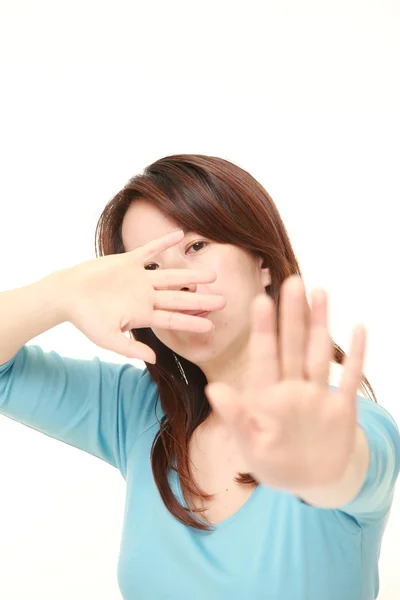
205, 382, 241, 428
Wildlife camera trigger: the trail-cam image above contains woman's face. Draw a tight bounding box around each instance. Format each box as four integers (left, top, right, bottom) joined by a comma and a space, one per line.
121, 199, 271, 372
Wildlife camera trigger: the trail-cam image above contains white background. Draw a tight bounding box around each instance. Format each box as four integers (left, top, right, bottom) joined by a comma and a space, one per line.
0, 0, 399, 598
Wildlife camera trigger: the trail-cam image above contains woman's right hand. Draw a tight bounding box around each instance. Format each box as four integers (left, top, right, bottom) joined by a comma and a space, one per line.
58, 230, 226, 362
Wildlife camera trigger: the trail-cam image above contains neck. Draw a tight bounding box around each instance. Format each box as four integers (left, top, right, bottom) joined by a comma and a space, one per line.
198, 332, 252, 393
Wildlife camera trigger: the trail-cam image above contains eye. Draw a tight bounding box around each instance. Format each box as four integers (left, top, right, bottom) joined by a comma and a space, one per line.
144, 240, 208, 270
186, 240, 208, 254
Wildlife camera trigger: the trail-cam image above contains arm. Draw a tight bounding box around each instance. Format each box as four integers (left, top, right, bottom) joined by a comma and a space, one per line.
296, 424, 370, 508
0, 271, 69, 365
296, 396, 400, 525
0, 271, 158, 476
0, 344, 156, 476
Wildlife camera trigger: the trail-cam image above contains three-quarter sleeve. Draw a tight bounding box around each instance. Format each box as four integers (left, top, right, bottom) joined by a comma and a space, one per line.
0, 344, 159, 477
338, 396, 400, 526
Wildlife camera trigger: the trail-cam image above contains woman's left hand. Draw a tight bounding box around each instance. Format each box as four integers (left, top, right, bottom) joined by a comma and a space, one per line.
205, 275, 366, 492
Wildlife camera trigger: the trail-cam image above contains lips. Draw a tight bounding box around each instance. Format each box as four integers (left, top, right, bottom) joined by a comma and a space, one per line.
181, 310, 210, 317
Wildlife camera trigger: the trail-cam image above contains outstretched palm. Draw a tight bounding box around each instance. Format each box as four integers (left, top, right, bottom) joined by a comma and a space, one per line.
205, 275, 366, 492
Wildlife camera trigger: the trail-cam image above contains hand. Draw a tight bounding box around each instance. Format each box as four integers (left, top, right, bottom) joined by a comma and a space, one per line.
205, 275, 366, 492
58, 230, 226, 362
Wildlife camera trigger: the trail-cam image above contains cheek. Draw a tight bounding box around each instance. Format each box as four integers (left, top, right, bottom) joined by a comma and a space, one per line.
149, 289, 251, 351
150, 328, 174, 349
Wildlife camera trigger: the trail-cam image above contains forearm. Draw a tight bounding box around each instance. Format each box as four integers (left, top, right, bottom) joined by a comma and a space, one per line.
295, 425, 370, 509
0, 271, 69, 365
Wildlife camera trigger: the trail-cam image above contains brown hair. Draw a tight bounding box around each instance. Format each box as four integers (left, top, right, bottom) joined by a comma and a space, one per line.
95, 154, 376, 530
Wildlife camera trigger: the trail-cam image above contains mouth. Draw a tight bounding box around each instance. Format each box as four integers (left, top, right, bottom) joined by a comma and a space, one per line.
181, 311, 211, 318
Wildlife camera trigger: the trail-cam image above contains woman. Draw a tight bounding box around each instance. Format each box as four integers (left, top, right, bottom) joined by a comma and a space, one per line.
0, 154, 399, 599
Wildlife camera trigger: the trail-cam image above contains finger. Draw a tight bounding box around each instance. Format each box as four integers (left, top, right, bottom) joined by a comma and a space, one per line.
153, 290, 226, 312
248, 293, 279, 390
149, 268, 217, 290
135, 229, 185, 262
279, 275, 307, 379
306, 288, 333, 385
151, 309, 215, 333
339, 325, 367, 403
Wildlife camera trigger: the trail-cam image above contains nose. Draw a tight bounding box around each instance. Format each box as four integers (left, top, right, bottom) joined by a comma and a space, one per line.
160, 249, 199, 294
180, 283, 197, 293
168, 282, 198, 314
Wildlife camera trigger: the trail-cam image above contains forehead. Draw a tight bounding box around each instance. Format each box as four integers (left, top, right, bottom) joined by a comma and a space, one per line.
121, 199, 190, 252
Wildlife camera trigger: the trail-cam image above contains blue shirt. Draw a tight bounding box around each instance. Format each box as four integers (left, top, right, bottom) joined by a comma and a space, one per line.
1, 344, 399, 600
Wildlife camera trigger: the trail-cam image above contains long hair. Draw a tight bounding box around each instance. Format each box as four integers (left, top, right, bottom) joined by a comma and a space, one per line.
95, 154, 376, 531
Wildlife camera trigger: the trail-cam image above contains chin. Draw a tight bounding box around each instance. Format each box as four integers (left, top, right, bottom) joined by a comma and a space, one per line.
156, 320, 241, 365
173, 335, 235, 368
172, 342, 218, 366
